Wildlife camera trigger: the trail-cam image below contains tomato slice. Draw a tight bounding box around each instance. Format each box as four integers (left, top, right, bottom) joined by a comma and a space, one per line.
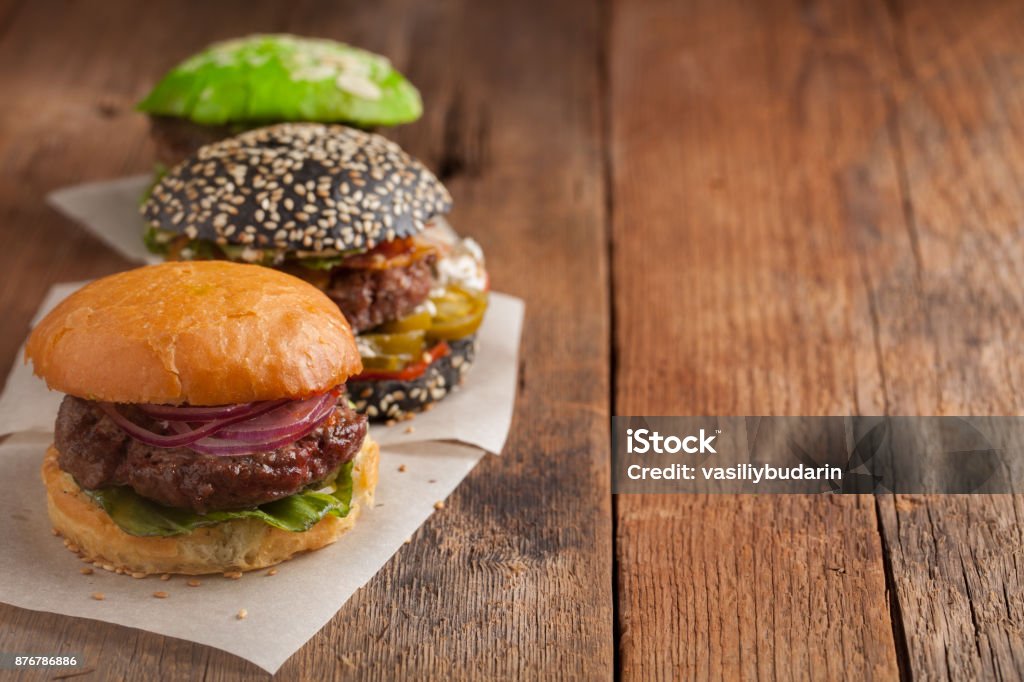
352, 341, 451, 382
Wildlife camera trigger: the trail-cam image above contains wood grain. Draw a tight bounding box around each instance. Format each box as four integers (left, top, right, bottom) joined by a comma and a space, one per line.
611, 0, 1024, 679
609, 0, 904, 678
873, 0, 1024, 678
4, 0, 1024, 678
0, 0, 613, 679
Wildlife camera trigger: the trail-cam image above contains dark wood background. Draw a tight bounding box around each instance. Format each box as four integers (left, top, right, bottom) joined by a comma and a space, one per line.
1, 0, 1022, 679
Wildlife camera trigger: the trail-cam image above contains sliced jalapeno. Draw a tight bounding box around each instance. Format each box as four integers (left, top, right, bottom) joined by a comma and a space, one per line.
358, 330, 427, 357
376, 308, 433, 333
428, 285, 488, 341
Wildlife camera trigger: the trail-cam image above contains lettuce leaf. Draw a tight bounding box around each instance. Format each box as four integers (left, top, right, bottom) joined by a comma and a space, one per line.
85, 461, 354, 537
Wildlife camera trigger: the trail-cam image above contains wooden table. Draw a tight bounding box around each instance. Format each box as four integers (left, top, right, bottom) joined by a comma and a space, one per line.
1, 0, 1021, 678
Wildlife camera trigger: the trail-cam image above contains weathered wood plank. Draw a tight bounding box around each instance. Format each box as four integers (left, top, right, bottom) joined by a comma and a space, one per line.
609, 0, 903, 678
874, 0, 1024, 678
0, 0, 613, 679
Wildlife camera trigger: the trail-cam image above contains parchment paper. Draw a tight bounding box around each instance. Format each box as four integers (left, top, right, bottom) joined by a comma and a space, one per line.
0, 431, 483, 673
48, 175, 160, 265
0, 179, 525, 672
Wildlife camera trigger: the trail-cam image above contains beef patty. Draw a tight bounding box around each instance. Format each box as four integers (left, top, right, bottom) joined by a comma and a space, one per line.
54, 395, 367, 513
326, 256, 434, 332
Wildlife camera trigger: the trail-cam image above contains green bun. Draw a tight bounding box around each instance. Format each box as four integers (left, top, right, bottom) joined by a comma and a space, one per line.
137, 34, 422, 127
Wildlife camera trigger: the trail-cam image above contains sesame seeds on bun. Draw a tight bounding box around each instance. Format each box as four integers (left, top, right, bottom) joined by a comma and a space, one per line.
142, 123, 453, 253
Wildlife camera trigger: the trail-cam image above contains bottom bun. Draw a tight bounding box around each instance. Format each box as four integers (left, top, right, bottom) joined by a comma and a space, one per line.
42, 435, 379, 576
349, 336, 477, 420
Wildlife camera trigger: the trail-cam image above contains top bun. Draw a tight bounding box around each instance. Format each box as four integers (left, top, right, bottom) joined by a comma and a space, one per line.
26, 261, 362, 405
142, 123, 452, 253
136, 34, 422, 127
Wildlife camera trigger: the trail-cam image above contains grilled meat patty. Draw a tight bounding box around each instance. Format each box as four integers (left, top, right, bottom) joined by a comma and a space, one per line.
326, 256, 434, 332
54, 395, 366, 513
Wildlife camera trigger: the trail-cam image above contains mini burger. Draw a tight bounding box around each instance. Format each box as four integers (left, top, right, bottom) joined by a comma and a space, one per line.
26, 261, 378, 575
137, 34, 422, 165
141, 123, 489, 420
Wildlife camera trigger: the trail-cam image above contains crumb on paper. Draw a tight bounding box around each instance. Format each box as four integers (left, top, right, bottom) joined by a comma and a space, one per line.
187, 579, 201, 587
403, 537, 411, 544
237, 609, 248, 620
433, 500, 445, 510
267, 568, 278, 577
404, 425, 415, 434
51, 528, 59, 536
153, 591, 168, 599
91, 592, 104, 601
224, 571, 243, 580
160, 574, 170, 581
80, 567, 93, 575
398, 464, 407, 472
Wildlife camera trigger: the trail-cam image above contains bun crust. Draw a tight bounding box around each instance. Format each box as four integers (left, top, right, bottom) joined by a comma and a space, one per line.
42, 435, 379, 575
142, 123, 452, 252
26, 262, 362, 405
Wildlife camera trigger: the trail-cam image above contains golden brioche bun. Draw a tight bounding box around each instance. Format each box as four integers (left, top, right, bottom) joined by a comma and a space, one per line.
42, 435, 379, 575
25, 261, 362, 405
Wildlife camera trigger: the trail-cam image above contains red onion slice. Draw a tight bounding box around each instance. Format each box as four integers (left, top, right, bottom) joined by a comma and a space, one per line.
100, 390, 340, 455
188, 400, 337, 455
214, 393, 334, 442
138, 401, 275, 422
97, 404, 245, 448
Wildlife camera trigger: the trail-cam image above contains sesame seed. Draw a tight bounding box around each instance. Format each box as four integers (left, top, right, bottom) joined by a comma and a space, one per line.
160, 574, 171, 581
224, 571, 243, 580
80, 567, 93, 575
237, 609, 248, 620
434, 501, 445, 510
187, 579, 201, 587
140, 123, 452, 253
91, 592, 105, 601
398, 464, 407, 472
153, 591, 169, 599
267, 568, 278, 576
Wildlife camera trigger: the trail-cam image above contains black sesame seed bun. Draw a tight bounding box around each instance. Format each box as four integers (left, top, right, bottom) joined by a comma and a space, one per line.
348, 336, 477, 420
142, 123, 453, 253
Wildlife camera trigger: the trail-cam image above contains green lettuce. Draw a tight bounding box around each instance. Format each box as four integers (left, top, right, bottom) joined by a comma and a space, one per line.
84, 461, 354, 537
142, 225, 361, 271
137, 34, 421, 126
